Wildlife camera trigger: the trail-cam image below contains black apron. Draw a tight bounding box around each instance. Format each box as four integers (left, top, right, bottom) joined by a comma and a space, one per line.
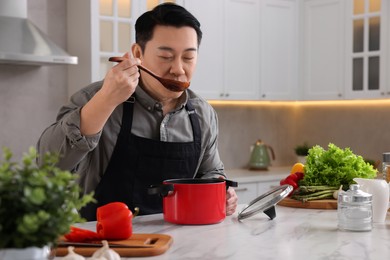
80, 97, 201, 221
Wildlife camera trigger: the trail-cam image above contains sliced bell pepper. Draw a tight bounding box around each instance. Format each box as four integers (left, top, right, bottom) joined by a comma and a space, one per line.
64, 202, 133, 242
64, 226, 101, 242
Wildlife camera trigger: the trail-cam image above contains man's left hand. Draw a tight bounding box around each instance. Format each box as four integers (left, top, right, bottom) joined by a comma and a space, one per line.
226, 187, 238, 216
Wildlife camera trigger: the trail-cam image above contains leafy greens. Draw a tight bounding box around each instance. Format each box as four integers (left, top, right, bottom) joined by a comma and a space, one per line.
301, 143, 376, 189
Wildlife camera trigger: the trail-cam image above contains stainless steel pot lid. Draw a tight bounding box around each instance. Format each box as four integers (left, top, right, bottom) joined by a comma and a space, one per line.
238, 184, 293, 221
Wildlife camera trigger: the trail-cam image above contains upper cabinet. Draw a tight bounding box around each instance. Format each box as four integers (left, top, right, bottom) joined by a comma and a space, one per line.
184, 0, 262, 100
302, 0, 389, 100
185, 0, 298, 100
67, 0, 389, 100
302, 0, 346, 100
344, 0, 389, 99
259, 0, 299, 100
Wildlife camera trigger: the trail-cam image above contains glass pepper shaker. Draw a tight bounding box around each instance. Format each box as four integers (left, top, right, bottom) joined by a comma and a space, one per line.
337, 184, 372, 232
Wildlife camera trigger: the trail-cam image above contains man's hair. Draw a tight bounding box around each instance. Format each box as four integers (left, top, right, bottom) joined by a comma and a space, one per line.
135, 3, 202, 52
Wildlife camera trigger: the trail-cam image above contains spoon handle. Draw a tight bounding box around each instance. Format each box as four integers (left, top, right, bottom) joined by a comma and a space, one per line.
108, 57, 161, 81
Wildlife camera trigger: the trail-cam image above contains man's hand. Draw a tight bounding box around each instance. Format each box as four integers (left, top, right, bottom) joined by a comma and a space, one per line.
100, 52, 141, 107
80, 52, 141, 136
226, 187, 238, 216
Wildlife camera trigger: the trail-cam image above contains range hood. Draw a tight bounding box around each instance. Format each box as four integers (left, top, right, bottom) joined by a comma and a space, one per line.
0, 0, 77, 65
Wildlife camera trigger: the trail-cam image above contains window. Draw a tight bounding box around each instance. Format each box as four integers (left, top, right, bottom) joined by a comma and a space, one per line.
98, 0, 176, 79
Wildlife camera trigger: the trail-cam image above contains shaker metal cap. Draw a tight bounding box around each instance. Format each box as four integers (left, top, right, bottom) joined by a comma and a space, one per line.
383, 152, 390, 162
338, 184, 372, 203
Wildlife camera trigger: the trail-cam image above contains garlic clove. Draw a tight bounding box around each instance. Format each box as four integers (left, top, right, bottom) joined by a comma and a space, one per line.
90, 240, 121, 260
62, 246, 86, 260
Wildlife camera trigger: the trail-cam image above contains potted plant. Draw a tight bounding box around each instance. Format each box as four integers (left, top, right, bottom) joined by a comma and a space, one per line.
0, 147, 94, 260
294, 142, 311, 164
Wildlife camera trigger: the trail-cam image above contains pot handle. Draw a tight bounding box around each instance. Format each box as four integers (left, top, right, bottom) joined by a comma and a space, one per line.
225, 179, 238, 189
214, 178, 238, 190
148, 184, 174, 197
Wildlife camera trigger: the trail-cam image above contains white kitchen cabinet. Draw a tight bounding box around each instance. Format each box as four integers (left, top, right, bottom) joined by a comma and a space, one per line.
227, 167, 287, 204
186, 0, 298, 101
185, 0, 260, 100
259, 0, 299, 100
344, 0, 389, 99
234, 182, 258, 205
301, 0, 345, 100
302, 0, 389, 100
234, 180, 280, 204
67, 0, 389, 101
224, 0, 260, 100
182, 0, 225, 99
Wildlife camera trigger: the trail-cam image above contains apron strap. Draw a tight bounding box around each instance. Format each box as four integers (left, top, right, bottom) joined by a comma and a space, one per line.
185, 100, 202, 146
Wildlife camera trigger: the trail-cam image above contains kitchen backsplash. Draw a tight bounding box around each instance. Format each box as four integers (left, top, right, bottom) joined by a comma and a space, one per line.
213, 102, 390, 169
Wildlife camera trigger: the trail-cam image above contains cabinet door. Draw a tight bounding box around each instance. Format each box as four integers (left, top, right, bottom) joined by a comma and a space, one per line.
224, 0, 260, 100
344, 0, 388, 99
302, 0, 345, 100
259, 0, 299, 100
184, 0, 225, 99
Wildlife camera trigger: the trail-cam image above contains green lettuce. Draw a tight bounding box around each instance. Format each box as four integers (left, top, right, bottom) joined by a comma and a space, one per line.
301, 143, 377, 188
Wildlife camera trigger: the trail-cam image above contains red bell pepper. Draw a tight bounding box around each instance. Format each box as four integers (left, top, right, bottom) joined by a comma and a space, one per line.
96, 202, 133, 240
279, 171, 305, 196
64, 202, 133, 242
64, 226, 101, 242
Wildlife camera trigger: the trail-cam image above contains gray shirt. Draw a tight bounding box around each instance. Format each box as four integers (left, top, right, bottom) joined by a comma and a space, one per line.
37, 81, 225, 195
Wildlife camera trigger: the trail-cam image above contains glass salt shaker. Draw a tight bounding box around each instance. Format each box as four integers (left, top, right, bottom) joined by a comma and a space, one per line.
382, 152, 390, 183
337, 184, 372, 232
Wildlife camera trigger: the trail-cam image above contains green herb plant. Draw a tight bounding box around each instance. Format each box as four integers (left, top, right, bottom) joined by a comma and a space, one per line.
301, 143, 377, 189
0, 147, 94, 249
294, 142, 311, 156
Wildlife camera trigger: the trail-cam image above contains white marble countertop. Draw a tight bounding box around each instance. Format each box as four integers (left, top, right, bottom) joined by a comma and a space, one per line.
226, 166, 290, 183
58, 205, 390, 260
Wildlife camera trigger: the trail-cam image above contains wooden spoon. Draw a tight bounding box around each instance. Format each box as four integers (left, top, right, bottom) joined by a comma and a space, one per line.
108, 57, 190, 92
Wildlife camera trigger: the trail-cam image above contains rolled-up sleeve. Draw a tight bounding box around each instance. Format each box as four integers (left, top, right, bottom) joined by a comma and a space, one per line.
37, 84, 102, 171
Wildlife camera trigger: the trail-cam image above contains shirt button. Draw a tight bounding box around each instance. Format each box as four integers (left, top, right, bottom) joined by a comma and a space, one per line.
147, 106, 152, 111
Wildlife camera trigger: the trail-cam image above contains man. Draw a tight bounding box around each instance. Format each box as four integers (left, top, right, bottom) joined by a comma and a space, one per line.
37, 3, 237, 221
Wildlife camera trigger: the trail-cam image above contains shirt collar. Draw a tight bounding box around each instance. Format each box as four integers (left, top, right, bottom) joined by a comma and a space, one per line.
134, 85, 188, 113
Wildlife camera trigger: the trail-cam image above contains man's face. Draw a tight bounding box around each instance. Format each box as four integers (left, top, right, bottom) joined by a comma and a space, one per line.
135, 25, 198, 98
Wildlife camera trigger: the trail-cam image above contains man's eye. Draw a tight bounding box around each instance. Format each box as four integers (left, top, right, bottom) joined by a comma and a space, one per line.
184, 57, 194, 61
159, 56, 172, 60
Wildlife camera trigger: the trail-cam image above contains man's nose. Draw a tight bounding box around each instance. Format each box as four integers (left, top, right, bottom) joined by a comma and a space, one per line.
169, 58, 185, 77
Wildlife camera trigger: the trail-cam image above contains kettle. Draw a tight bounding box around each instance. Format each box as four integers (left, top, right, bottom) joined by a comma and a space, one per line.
249, 139, 275, 170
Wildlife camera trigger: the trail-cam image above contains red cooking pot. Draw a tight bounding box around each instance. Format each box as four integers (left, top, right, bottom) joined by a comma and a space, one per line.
149, 178, 238, 225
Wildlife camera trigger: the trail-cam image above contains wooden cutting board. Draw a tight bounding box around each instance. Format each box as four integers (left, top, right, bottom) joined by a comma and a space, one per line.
54, 233, 173, 257
278, 197, 337, 209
